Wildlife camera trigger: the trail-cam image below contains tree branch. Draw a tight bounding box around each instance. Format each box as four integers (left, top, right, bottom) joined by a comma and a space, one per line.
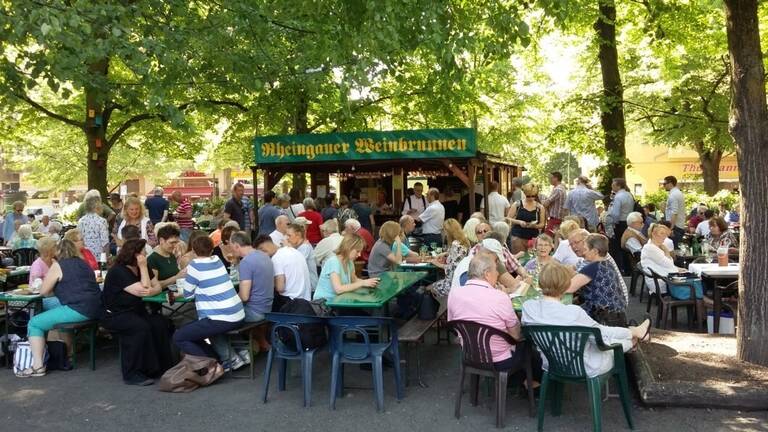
14, 93, 84, 129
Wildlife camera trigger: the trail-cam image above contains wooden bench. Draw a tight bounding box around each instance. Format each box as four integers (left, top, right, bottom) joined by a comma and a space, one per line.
399, 297, 447, 388
225, 320, 267, 380
53, 320, 99, 370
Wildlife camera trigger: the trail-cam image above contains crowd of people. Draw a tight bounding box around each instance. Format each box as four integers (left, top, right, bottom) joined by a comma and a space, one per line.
0, 173, 740, 386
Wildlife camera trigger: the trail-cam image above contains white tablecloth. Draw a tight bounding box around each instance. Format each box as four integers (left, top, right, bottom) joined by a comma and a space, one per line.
688, 263, 740, 277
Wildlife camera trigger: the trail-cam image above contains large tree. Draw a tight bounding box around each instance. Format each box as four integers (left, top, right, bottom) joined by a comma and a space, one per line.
723, 0, 768, 366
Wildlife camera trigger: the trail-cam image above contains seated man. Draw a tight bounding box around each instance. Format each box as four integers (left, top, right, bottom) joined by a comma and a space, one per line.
343, 218, 374, 262
312, 219, 343, 267
147, 223, 186, 288
567, 234, 628, 326
270, 215, 290, 246
620, 211, 647, 255
254, 235, 311, 311
448, 253, 537, 373
522, 261, 649, 378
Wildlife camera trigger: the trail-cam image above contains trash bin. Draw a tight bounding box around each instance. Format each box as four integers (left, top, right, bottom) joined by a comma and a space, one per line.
706, 311, 735, 335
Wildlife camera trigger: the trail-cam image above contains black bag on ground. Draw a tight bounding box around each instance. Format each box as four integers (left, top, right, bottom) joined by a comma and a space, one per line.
46, 341, 72, 371
418, 291, 439, 320
278, 298, 328, 350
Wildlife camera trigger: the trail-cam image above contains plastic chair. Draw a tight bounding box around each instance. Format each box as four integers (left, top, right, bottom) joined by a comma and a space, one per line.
262, 313, 327, 407
448, 320, 535, 428
647, 269, 704, 330
12, 248, 39, 267
327, 316, 403, 412
523, 325, 634, 432
625, 252, 643, 298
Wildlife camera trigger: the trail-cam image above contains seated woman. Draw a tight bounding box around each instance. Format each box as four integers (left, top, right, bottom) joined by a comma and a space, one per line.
63, 229, 98, 270
567, 234, 628, 326
524, 234, 555, 280
17, 240, 103, 377
177, 230, 208, 270
285, 221, 319, 289
313, 233, 379, 301
706, 216, 739, 254
173, 236, 244, 361
522, 261, 650, 378
146, 223, 185, 288
29, 237, 57, 286
11, 224, 36, 250
428, 218, 470, 297
212, 225, 239, 272
102, 239, 173, 386
448, 253, 540, 377
641, 223, 703, 300
552, 220, 581, 267
367, 221, 417, 277
462, 217, 482, 246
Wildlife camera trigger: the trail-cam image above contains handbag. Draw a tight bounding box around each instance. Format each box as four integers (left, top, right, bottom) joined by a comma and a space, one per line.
158, 354, 224, 393
46, 341, 73, 371
13, 341, 47, 376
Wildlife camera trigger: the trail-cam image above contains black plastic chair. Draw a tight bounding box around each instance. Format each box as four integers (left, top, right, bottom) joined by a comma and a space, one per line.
626, 251, 643, 297
262, 313, 328, 407
647, 269, 704, 330
448, 320, 535, 428
327, 316, 403, 412
12, 248, 38, 267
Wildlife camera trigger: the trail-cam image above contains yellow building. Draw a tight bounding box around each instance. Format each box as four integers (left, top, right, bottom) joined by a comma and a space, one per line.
624, 139, 739, 198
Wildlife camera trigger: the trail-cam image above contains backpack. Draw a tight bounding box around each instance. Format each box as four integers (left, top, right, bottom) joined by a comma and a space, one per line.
159, 354, 224, 393
278, 298, 328, 350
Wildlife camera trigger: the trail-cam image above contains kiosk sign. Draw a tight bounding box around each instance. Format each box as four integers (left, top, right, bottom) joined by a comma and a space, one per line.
254, 128, 476, 164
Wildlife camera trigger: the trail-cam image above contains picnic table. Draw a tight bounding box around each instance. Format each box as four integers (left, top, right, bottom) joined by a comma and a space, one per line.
511, 291, 573, 312
327, 271, 428, 309
0, 267, 31, 290
0, 291, 43, 365
688, 263, 739, 333
142, 290, 194, 318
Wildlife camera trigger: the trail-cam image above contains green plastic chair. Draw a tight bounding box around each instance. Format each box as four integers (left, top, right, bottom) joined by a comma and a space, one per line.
522, 325, 634, 432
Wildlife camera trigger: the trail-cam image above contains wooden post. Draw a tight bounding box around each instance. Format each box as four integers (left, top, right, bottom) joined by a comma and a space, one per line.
482, 159, 490, 220
251, 166, 260, 235
468, 161, 477, 216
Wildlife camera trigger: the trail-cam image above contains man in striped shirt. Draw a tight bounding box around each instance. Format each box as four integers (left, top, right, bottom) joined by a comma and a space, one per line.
174, 236, 244, 361
171, 191, 194, 242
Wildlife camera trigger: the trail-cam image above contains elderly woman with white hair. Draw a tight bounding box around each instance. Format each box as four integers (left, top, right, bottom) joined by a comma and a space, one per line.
47, 221, 63, 243
313, 219, 343, 267
11, 224, 37, 250
77, 195, 111, 259
298, 197, 324, 245
621, 211, 647, 255
343, 218, 374, 262
463, 217, 481, 245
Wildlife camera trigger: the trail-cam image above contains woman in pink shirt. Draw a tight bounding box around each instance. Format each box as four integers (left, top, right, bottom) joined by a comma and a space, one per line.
29, 237, 58, 286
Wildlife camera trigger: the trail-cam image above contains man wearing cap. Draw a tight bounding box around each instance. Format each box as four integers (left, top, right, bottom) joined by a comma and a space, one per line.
145, 187, 169, 225
564, 176, 604, 231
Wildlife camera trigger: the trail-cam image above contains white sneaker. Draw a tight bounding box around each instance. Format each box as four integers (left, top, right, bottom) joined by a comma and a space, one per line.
237, 349, 252, 365
230, 355, 246, 371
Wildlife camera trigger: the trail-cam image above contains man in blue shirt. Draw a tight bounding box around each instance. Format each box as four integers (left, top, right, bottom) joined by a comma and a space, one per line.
257, 191, 281, 236
144, 187, 169, 225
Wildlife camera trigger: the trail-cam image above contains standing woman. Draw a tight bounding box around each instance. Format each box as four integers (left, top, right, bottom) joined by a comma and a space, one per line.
17, 240, 103, 377
428, 218, 470, 297
77, 195, 110, 260
508, 183, 546, 254
115, 196, 157, 248
297, 198, 324, 245
313, 233, 379, 301
102, 239, 173, 385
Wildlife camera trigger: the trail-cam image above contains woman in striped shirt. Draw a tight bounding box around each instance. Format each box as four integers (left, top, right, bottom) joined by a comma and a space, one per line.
173, 236, 244, 360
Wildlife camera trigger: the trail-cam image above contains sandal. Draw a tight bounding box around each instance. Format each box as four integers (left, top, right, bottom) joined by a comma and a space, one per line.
16, 366, 46, 378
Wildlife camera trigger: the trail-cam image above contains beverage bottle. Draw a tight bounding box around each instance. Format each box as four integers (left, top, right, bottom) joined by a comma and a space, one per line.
98, 252, 108, 279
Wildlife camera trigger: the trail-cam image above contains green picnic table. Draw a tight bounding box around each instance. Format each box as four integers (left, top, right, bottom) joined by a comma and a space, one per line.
0, 267, 31, 289
327, 271, 428, 309
511, 291, 573, 312
0, 292, 43, 365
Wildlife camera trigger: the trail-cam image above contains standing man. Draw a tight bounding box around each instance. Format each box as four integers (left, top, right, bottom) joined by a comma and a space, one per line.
663, 175, 686, 247
145, 187, 169, 225
223, 183, 246, 229
564, 176, 604, 231
542, 171, 567, 236
241, 194, 255, 237
509, 177, 524, 204
3, 201, 27, 245
351, 192, 375, 233
417, 188, 445, 247
401, 182, 427, 216
170, 191, 193, 242
258, 191, 281, 236
479, 181, 510, 224
605, 178, 634, 274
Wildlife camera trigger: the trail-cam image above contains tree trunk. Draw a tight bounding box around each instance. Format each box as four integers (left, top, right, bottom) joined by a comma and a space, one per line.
594, 0, 627, 194
724, 0, 768, 367
694, 141, 723, 196
85, 59, 110, 198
